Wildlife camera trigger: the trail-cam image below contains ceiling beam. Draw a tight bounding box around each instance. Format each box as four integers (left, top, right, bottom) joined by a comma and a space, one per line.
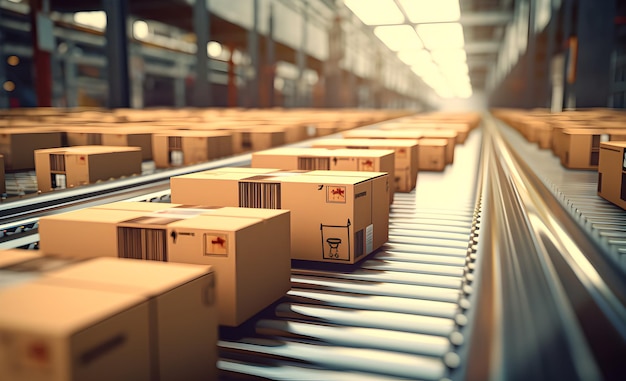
373, 11, 512, 27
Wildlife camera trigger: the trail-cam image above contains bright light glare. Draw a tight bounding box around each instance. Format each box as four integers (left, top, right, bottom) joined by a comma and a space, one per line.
207, 41, 223, 58
373, 25, 423, 52
417, 23, 465, 49
411, 60, 439, 77
398, 49, 431, 65
431, 49, 467, 65
133, 20, 150, 39
74, 11, 107, 30
344, 0, 405, 25
398, 0, 461, 23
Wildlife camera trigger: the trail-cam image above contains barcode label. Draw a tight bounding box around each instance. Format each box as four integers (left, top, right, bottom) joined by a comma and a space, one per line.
354, 229, 364, 258
49, 154, 65, 172
298, 157, 330, 170
168, 136, 182, 150
238, 182, 281, 209
117, 227, 167, 261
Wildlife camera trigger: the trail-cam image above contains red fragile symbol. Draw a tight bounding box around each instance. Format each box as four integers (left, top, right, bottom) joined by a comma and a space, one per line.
363, 160, 373, 167
79, 156, 86, 161
398, 149, 406, 154
28, 342, 49, 363
211, 236, 226, 247
331, 188, 345, 197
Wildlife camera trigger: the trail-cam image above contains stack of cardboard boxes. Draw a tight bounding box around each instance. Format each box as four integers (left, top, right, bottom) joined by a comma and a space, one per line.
0, 251, 217, 381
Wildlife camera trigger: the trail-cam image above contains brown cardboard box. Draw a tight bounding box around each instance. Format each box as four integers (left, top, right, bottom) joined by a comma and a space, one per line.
0, 129, 62, 170
39, 206, 291, 327
152, 130, 233, 168
377, 127, 457, 164
312, 138, 419, 192
379, 121, 470, 144
0, 154, 5, 194
43, 258, 217, 380
65, 130, 104, 146
597, 141, 626, 210
0, 282, 152, 381
418, 139, 448, 171
251, 147, 395, 204
39, 209, 148, 259
241, 128, 286, 151
560, 129, 626, 169
0, 249, 42, 267
170, 169, 390, 264
34, 146, 142, 193
100, 130, 153, 161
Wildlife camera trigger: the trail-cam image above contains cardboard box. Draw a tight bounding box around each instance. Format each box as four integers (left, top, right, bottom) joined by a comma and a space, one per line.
170, 169, 390, 264
0, 154, 5, 194
241, 128, 286, 151
377, 127, 457, 164
100, 130, 153, 161
418, 139, 448, 171
251, 147, 395, 204
560, 129, 626, 169
379, 122, 470, 144
598, 141, 626, 210
34, 146, 142, 193
39, 205, 291, 326
43, 258, 217, 380
39, 209, 149, 259
152, 130, 233, 168
0, 282, 152, 381
311, 138, 419, 192
0, 249, 43, 268
0, 129, 63, 170
65, 130, 104, 146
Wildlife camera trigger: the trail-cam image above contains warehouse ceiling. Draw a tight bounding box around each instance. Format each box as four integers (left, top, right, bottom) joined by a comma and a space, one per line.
344, 0, 513, 99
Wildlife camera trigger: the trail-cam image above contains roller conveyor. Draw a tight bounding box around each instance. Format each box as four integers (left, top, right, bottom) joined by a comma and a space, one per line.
2, 114, 626, 379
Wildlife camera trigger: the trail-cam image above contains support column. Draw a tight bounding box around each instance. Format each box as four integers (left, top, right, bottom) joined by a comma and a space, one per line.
561, 0, 574, 109
265, 3, 275, 107
103, 0, 130, 108
247, 0, 260, 108
570, 0, 616, 108
296, 0, 308, 107
193, 0, 211, 107
30, 0, 53, 107
525, 0, 537, 108
64, 42, 78, 108
544, 0, 559, 109
174, 60, 187, 107
0, 18, 8, 109
227, 43, 238, 107
325, 15, 343, 108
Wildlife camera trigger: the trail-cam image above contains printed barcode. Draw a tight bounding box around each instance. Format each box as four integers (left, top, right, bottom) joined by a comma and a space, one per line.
238, 182, 281, 209
49, 154, 66, 172
117, 227, 168, 261
168, 136, 182, 150
298, 157, 330, 170
354, 229, 364, 258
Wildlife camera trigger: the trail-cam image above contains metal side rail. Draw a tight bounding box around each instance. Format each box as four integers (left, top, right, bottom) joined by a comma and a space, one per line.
496, 118, 626, 275
216, 128, 484, 380
465, 115, 626, 381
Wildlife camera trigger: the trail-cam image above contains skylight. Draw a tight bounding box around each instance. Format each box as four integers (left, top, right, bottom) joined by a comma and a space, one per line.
344, 0, 405, 25
398, 0, 461, 23
374, 25, 423, 52
416, 23, 465, 50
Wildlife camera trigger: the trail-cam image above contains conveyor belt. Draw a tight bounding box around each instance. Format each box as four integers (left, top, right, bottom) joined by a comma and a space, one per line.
497, 119, 626, 273
215, 128, 484, 380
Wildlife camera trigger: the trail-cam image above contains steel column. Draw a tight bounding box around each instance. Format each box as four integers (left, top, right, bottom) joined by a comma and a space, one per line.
247, 0, 260, 107
103, 0, 130, 108
570, 0, 616, 108
0, 11, 8, 109
543, 0, 559, 109
30, 0, 52, 107
525, 0, 537, 108
296, 0, 308, 107
63, 42, 78, 108
265, 3, 275, 108
193, 0, 211, 107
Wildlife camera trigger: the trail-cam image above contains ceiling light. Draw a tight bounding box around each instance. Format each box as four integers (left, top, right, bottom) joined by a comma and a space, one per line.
344, 0, 405, 25
417, 23, 465, 50
398, 49, 431, 65
411, 61, 439, 77
431, 49, 467, 65
74, 11, 107, 30
207, 41, 223, 58
398, 0, 461, 23
374, 25, 423, 52
133, 20, 150, 39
